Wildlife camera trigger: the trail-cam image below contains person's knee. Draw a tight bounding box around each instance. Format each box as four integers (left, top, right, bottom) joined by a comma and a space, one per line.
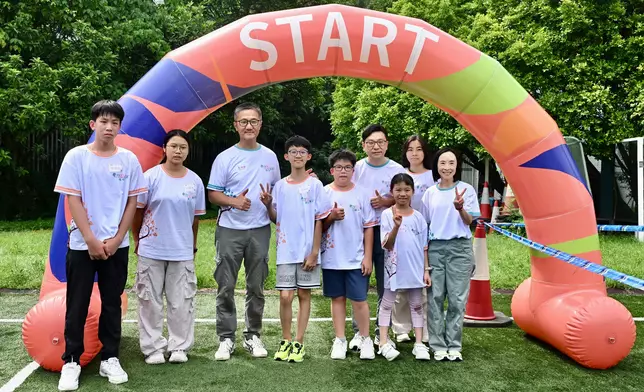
279, 290, 294, 305
297, 288, 311, 300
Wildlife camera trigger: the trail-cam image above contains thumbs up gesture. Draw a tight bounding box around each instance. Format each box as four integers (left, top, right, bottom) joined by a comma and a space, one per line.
453, 187, 466, 211
259, 183, 273, 208
370, 190, 385, 209
329, 202, 345, 221
234, 188, 251, 211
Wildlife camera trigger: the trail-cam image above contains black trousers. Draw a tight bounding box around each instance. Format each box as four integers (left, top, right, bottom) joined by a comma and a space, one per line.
62, 247, 129, 363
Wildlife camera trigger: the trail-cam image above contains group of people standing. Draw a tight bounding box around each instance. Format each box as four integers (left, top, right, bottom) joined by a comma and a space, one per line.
53, 100, 479, 391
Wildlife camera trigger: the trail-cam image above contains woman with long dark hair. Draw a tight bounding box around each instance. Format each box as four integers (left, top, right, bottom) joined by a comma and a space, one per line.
391, 135, 434, 344
421, 147, 480, 361
132, 129, 206, 365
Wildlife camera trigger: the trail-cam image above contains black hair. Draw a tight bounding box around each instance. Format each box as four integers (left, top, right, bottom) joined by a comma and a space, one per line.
431, 147, 462, 182
361, 124, 388, 141
402, 134, 432, 171
284, 135, 312, 152
390, 173, 415, 192
234, 102, 262, 120
328, 149, 357, 168
91, 100, 124, 122
160, 129, 190, 164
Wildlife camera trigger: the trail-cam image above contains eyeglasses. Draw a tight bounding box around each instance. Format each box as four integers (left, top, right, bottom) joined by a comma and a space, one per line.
364, 140, 387, 148
332, 165, 353, 172
288, 150, 309, 157
166, 144, 188, 152
236, 119, 261, 127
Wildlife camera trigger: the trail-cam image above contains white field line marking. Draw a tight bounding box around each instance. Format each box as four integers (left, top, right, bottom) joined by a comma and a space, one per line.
0, 361, 39, 392
2, 317, 643, 324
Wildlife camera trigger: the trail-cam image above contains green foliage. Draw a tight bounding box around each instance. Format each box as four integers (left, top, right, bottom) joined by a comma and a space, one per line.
330, 0, 644, 159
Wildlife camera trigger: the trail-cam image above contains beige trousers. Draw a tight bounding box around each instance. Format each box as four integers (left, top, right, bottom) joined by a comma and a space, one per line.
135, 255, 197, 356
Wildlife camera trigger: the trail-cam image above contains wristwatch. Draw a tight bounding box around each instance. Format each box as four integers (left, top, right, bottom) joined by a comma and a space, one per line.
425, 266, 433, 271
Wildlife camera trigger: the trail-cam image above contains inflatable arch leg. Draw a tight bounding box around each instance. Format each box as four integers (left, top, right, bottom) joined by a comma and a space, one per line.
24, 4, 635, 369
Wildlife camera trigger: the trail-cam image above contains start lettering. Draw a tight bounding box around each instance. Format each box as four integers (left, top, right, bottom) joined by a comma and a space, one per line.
239, 12, 439, 74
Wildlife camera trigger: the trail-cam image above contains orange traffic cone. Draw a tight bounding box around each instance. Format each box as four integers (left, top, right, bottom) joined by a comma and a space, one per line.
464, 220, 513, 327
480, 181, 491, 220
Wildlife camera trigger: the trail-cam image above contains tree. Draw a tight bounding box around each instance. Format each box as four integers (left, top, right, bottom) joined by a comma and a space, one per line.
330, 0, 644, 182
0, 0, 216, 219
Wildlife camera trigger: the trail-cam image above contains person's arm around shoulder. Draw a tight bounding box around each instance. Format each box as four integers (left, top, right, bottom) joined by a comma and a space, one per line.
304, 180, 332, 271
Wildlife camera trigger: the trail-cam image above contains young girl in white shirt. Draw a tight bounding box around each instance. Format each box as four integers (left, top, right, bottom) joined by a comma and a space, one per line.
132, 130, 206, 365
391, 135, 434, 344
378, 173, 432, 361
421, 147, 480, 362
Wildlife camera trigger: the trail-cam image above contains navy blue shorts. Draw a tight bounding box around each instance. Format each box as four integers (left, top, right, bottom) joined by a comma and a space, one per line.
322, 268, 369, 302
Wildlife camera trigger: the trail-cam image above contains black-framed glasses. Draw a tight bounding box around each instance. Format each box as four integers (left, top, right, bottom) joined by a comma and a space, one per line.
364, 140, 387, 148
288, 150, 309, 157
236, 119, 261, 127
332, 165, 353, 172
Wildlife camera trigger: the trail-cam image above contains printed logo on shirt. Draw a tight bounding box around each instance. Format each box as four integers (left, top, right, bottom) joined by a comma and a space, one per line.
237, 164, 247, 171
416, 184, 429, 195
348, 203, 361, 212
109, 164, 129, 181
183, 183, 197, 200
260, 164, 275, 172
298, 184, 313, 204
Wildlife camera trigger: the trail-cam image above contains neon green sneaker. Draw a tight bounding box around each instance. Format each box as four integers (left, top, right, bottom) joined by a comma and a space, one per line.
287, 342, 305, 363
274, 340, 292, 361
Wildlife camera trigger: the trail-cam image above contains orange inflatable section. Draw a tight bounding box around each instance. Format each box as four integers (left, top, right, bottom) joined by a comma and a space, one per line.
23, 4, 635, 370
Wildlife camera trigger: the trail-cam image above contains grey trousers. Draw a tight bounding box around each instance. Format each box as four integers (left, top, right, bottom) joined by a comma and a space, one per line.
135, 256, 197, 356
214, 225, 271, 342
427, 238, 474, 352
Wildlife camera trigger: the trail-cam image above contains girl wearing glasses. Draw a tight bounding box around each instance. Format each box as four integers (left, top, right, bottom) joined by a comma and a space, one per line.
391, 135, 434, 344
132, 129, 206, 365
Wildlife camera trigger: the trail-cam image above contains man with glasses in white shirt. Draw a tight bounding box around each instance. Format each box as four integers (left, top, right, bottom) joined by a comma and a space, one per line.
207, 103, 281, 360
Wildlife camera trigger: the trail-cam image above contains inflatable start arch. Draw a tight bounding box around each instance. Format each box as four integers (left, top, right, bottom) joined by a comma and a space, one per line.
23, 4, 635, 370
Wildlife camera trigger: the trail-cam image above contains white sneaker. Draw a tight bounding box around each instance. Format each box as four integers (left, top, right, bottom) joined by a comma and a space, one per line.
447, 350, 463, 361
413, 343, 431, 360
169, 350, 188, 363
374, 335, 396, 348
215, 338, 235, 361
359, 336, 375, 360
378, 341, 400, 361
243, 335, 268, 358
145, 351, 165, 365
58, 362, 81, 391
434, 350, 449, 361
348, 334, 362, 351
99, 357, 128, 384
330, 338, 347, 360
396, 333, 411, 343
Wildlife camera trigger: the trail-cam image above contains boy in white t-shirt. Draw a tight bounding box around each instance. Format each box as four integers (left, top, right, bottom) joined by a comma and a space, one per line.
54, 100, 147, 391
260, 135, 332, 363
321, 149, 377, 360
349, 124, 406, 349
